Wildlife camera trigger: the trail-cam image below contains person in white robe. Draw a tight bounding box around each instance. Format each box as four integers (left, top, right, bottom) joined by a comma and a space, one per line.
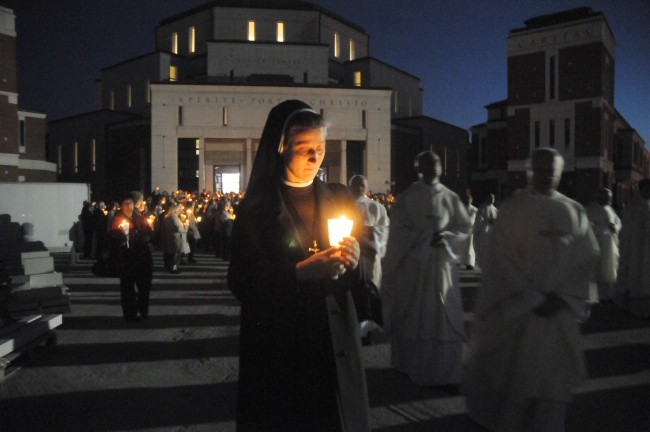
473, 193, 498, 268
349, 175, 390, 345
382, 150, 471, 386
586, 187, 621, 300
459, 195, 478, 270
616, 178, 650, 317
463, 148, 600, 432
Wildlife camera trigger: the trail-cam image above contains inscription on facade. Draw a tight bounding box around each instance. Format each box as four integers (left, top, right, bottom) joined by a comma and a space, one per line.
510, 22, 603, 53
169, 96, 369, 108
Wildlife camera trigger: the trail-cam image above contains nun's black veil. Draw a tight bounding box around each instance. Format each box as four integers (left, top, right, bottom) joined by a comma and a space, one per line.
238, 99, 315, 214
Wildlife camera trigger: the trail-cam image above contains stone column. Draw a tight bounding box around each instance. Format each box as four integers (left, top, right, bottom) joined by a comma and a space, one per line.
340, 139, 347, 184
245, 137, 252, 191
198, 137, 206, 192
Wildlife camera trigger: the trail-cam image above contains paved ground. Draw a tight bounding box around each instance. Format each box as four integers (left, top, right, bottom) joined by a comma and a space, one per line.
0, 251, 648, 431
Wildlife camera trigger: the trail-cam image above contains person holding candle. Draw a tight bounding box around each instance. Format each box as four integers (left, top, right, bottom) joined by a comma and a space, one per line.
109, 191, 154, 323
162, 201, 186, 274
228, 100, 370, 432
381, 150, 472, 386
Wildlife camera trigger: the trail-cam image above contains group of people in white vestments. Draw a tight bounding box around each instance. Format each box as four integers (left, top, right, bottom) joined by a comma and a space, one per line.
228, 100, 650, 432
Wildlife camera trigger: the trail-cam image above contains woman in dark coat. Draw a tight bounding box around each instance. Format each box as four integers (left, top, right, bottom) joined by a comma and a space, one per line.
109, 191, 154, 322
227, 100, 371, 432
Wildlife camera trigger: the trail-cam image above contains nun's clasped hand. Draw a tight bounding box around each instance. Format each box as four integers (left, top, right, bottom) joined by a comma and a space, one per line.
295, 236, 359, 281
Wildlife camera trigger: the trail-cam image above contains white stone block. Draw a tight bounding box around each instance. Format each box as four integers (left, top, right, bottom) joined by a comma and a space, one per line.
22, 256, 54, 275
20, 251, 50, 265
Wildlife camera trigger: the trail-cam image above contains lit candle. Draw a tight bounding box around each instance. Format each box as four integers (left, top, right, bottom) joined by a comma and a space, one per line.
328, 216, 353, 247
147, 215, 155, 228
119, 220, 130, 248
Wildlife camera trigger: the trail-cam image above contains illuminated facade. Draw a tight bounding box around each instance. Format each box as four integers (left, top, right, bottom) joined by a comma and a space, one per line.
50, 0, 467, 199
470, 7, 648, 207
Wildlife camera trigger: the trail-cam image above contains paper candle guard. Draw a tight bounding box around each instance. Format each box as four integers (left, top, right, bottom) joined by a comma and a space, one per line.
328, 216, 353, 247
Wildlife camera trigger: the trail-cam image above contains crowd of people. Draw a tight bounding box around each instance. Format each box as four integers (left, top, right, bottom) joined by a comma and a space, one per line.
73, 99, 649, 432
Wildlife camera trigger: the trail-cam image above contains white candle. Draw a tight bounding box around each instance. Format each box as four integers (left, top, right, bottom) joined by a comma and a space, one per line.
328, 216, 353, 247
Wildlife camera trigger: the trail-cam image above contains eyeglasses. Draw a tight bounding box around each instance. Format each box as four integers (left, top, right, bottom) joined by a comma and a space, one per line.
292, 146, 324, 157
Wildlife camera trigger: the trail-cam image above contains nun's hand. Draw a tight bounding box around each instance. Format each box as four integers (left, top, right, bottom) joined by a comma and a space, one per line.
295, 247, 345, 281
339, 236, 360, 269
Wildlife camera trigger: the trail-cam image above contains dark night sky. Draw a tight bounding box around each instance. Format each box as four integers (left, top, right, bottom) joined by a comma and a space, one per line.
8, 0, 650, 145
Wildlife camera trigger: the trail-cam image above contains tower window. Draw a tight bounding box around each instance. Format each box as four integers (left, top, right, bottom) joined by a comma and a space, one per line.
349, 39, 355, 61
126, 84, 132, 108
19, 120, 25, 148
248, 21, 256, 41
170, 65, 178, 82
189, 27, 196, 53
171, 32, 179, 54
277, 22, 284, 42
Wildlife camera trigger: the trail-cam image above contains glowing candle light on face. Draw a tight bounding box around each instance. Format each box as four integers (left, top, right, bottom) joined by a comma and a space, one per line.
328, 216, 353, 247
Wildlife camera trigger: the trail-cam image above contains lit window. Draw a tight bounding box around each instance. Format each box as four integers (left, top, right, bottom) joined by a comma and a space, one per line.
195, 139, 200, 156
91, 138, 96, 172
277, 22, 284, 42
196, 170, 200, 178
248, 21, 256, 41
189, 27, 196, 53
171, 32, 179, 54
353, 71, 362, 87
109, 90, 115, 110
170, 65, 178, 82
333, 32, 340, 58
222, 106, 229, 126
57, 145, 62, 174
74, 141, 78, 173
349, 39, 355, 61
126, 84, 132, 108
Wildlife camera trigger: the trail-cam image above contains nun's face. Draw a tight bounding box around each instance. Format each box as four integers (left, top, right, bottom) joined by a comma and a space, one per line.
283, 127, 326, 183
